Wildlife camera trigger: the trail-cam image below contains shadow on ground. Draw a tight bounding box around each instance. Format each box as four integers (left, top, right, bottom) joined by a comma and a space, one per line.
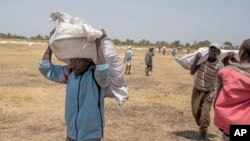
173, 130, 217, 141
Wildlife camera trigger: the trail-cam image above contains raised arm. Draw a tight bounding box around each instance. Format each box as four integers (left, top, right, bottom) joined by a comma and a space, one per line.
42, 45, 52, 61
39, 46, 70, 84
94, 30, 110, 88
190, 52, 201, 75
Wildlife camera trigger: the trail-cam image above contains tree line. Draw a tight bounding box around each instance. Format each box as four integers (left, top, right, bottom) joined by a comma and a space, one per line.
114, 38, 238, 49
0, 33, 49, 41
0, 32, 237, 49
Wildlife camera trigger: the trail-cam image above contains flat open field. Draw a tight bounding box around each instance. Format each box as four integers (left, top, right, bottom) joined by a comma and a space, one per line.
0, 44, 222, 141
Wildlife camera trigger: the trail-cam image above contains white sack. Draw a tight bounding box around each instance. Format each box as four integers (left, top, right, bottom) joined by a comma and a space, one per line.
49, 11, 102, 64
175, 47, 239, 70
48, 11, 128, 106
100, 38, 128, 106
50, 37, 97, 64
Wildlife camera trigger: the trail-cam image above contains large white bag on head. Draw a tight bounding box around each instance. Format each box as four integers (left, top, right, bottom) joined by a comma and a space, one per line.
49, 11, 103, 64
48, 11, 128, 105
175, 47, 239, 70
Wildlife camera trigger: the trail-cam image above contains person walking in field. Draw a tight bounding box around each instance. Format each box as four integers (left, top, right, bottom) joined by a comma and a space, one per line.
162, 46, 166, 55
190, 43, 224, 141
145, 47, 155, 76
124, 46, 134, 74
158, 46, 161, 53
172, 48, 176, 57
39, 32, 109, 141
213, 39, 250, 141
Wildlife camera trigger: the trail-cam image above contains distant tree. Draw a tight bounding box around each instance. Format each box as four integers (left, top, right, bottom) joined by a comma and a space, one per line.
125, 38, 134, 46
161, 41, 168, 46
191, 40, 197, 48
224, 41, 233, 46
113, 39, 122, 45
138, 39, 151, 47
0, 33, 7, 38
185, 43, 190, 47
145, 40, 151, 46
30, 34, 45, 40
16, 35, 28, 39
193, 40, 197, 46
45, 35, 50, 40
223, 41, 233, 49
130, 39, 135, 45
155, 41, 161, 47
174, 40, 180, 47
139, 39, 146, 46
0, 32, 27, 39
7, 33, 11, 38
196, 40, 210, 47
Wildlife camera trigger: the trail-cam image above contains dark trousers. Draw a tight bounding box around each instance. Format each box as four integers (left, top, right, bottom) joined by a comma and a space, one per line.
145, 65, 152, 76
191, 88, 212, 136
145, 65, 152, 71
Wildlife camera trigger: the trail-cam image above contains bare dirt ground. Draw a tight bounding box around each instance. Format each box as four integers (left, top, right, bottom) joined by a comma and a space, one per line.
0, 44, 222, 141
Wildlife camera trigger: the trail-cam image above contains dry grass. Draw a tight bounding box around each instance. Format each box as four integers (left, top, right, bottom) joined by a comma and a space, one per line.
0, 44, 221, 141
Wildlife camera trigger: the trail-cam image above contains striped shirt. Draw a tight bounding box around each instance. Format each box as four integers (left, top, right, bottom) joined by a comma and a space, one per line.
194, 60, 223, 91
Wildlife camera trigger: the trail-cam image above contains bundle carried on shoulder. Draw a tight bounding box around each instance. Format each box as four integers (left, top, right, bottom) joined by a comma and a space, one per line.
48, 11, 128, 106
175, 46, 239, 70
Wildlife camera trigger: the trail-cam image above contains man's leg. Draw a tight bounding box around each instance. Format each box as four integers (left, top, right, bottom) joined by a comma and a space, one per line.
199, 91, 212, 139
145, 65, 150, 76
125, 65, 128, 74
149, 65, 153, 71
127, 60, 131, 74
191, 88, 203, 126
128, 65, 131, 74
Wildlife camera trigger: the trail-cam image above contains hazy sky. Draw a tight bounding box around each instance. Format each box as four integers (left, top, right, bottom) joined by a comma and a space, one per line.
1, 0, 249, 46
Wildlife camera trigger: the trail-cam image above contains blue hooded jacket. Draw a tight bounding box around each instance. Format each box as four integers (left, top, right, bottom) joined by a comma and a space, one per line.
39, 60, 109, 141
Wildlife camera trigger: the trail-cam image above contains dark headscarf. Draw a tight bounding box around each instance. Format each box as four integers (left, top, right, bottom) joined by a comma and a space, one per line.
239, 39, 250, 62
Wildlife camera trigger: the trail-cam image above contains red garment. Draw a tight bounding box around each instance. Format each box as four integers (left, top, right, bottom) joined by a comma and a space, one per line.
214, 66, 250, 133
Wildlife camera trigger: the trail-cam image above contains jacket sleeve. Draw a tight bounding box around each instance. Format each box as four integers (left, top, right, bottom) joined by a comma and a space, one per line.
94, 64, 109, 88
38, 60, 70, 84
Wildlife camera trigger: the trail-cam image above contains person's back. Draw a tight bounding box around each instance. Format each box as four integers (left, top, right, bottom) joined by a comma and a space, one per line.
214, 66, 250, 134
214, 39, 250, 141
